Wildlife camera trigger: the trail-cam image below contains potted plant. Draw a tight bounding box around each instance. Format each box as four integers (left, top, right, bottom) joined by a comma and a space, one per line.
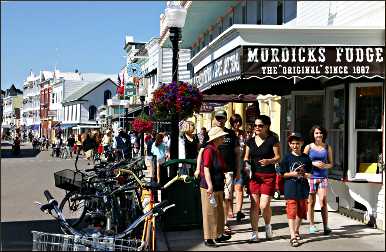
149, 81, 203, 121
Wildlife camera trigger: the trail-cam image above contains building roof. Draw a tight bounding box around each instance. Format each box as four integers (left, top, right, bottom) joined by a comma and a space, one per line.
63, 78, 116, 103
81, 73, 117, 82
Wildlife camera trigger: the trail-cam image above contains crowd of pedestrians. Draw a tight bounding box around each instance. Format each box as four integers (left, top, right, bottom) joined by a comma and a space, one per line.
187, 109, 335, 248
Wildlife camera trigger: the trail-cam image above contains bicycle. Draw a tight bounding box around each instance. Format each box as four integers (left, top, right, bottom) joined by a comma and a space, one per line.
115, 167, 194, 251
33, 190, 175, 251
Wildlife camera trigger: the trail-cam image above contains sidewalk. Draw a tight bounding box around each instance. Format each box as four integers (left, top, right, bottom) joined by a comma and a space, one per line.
157, 195, 385, 251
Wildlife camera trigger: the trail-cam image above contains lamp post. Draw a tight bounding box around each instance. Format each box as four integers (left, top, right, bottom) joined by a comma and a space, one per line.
165, 2, 187, 160
138, 85, 146, 157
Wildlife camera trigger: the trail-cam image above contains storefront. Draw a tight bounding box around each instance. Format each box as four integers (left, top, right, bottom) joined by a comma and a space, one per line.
190, 25, 385, 229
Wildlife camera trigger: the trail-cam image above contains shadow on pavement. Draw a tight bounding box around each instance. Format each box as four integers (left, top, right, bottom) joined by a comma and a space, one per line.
1, 148, 40, 159
298, 224, 384, 245
1, 219, 61, 251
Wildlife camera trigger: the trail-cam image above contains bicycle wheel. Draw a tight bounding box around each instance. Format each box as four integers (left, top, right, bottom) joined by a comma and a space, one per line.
59, 191, 87, 229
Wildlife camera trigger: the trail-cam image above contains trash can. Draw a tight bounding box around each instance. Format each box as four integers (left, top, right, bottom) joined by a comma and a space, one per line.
160, 159, 202, 231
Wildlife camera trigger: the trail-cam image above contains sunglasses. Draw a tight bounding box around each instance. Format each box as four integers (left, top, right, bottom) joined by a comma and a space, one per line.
255, 124, 265, 128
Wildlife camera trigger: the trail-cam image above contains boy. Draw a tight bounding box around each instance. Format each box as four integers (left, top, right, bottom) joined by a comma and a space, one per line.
280, 132, 312, 247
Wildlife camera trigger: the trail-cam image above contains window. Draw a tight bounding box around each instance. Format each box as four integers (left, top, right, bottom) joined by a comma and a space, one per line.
283, 0, 297, 23
326, 86, 345, 179
263, 0, 278, 24
52, 93, 55, 104
349, 83, 383, 181
104, 90, 112, 105
247, 0, 260, 24
89, 105, 97, 120
293, 92, 324, 145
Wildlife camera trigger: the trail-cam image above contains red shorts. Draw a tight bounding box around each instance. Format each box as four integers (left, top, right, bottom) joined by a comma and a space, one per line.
286, 199, 308, 220
248, 172, 276, 196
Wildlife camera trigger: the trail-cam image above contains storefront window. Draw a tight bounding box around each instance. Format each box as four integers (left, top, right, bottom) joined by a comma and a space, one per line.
326, 87, 345, 178
355, 86, 382, 129
280, 96, 292, 155
352, 84, 383, 175
294, 93, 324, 145
234, 1, 244, 24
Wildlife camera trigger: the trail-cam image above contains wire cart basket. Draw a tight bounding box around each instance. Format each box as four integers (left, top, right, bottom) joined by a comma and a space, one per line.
31, 231, 145, 251
54, 169, 85, 192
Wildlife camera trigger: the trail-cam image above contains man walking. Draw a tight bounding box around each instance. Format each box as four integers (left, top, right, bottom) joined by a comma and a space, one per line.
213, 110, 241, 235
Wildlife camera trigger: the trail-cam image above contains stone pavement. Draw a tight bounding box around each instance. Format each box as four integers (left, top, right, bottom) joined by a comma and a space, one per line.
157, 195, 385, 251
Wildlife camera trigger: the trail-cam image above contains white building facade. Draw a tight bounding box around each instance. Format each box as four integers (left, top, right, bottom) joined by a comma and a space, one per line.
22, 72, 41, 136
161, 0, 385, 230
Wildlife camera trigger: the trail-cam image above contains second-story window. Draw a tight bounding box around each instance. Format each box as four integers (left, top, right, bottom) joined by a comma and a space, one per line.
104, 90, 112, 105
89, 105, 97, 120
51, 93, 55, 104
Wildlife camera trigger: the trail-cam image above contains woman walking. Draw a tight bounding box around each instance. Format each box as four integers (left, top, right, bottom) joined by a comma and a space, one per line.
244, 115, 281, 242
199, 126, 231, 247
304, 125, 334, 235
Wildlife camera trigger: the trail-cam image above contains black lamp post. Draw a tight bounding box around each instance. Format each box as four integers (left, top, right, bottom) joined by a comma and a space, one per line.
165, 2, 187, 160
138, 85, 146, 157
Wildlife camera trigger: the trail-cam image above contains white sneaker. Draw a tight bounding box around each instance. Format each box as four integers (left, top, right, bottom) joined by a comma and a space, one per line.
265, 224, 273, 240
248, 231, 259, 243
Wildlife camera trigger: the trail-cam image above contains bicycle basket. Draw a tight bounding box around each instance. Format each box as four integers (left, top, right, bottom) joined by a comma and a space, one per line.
54, 169, 84, 191
31, 231, 144, 251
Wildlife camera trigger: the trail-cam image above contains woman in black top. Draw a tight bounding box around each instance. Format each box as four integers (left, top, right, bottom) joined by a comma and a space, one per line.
243, 115, 281, 242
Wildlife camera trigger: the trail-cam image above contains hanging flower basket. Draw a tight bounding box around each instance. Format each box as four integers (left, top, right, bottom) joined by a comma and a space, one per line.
131, 113, 154, 133
149, 81, 203, 120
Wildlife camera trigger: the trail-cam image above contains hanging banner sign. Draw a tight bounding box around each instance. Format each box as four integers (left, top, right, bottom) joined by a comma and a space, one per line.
200, 102, 226, 112
242, 46, 384, 79
126, 63, 143, 78
125, 82, 136, 97
193, 47, 241, 89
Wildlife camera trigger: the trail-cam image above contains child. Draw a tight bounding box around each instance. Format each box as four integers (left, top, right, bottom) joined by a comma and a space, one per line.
280, 132, 312, 247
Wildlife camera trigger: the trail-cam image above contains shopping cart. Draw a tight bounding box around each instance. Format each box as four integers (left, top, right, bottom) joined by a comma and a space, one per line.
31, 231, 145, 251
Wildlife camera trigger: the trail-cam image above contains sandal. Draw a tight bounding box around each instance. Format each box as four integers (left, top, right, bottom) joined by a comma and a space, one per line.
228, 212, 235, 218
295, 233, 302, 240
290, 238, 300, 247
224, 225, 232, 235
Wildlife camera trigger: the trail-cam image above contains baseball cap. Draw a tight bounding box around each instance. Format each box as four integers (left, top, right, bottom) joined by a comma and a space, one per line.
287, 132, 303, 142
214, 110, 227, 118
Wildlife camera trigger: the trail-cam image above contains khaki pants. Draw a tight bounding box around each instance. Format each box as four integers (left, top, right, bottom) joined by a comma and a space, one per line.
200, 188, 225, 240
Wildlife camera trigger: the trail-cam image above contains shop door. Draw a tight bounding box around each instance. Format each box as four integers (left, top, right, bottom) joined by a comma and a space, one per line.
293, 92, 324, 145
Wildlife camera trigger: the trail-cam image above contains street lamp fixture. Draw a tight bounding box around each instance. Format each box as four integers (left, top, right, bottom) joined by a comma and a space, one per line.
165, 1, 187, 161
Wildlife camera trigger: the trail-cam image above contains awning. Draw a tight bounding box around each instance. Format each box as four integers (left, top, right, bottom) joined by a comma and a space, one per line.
190, 25, 384, 96
61, 124, 77, 129
72, 125, 101, 130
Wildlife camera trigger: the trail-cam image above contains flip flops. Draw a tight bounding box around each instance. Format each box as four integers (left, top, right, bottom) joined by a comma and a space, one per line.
290, 237, 300, 247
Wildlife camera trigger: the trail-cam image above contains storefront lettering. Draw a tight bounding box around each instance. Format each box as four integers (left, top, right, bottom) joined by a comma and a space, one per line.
194, 48, 241, 88
243, 46, 384, 78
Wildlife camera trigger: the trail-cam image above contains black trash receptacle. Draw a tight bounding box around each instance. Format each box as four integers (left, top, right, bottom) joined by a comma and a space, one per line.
160, 159, 202, 231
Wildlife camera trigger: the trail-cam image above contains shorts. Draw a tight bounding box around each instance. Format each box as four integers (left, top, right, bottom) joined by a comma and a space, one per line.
248, 172, 276, 196
224, 172, 234, 200
286, 199, 308, 220
309, 177, 328, 194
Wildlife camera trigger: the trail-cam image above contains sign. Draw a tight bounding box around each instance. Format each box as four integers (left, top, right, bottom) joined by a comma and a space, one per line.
243, 46, 384, 79
199, 102, 226, 113
47, 110, 57, 117
125, 82, 136, 97
126, 63, 143, 78
193, 47, 241, 89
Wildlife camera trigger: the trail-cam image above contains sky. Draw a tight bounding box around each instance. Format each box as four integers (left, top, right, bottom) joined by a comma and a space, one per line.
1, 1, 166, 90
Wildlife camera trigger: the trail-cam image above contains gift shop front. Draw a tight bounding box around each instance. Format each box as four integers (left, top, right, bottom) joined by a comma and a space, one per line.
190, 26, 385, 229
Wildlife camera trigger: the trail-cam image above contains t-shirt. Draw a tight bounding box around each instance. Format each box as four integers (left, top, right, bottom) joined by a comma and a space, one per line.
246, 134, 279, 174
151, 142, 167, 163
280, 153, 312, 200
183, 134, 199, 159
200, 143, 225, 191
218, 127, 239, 173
